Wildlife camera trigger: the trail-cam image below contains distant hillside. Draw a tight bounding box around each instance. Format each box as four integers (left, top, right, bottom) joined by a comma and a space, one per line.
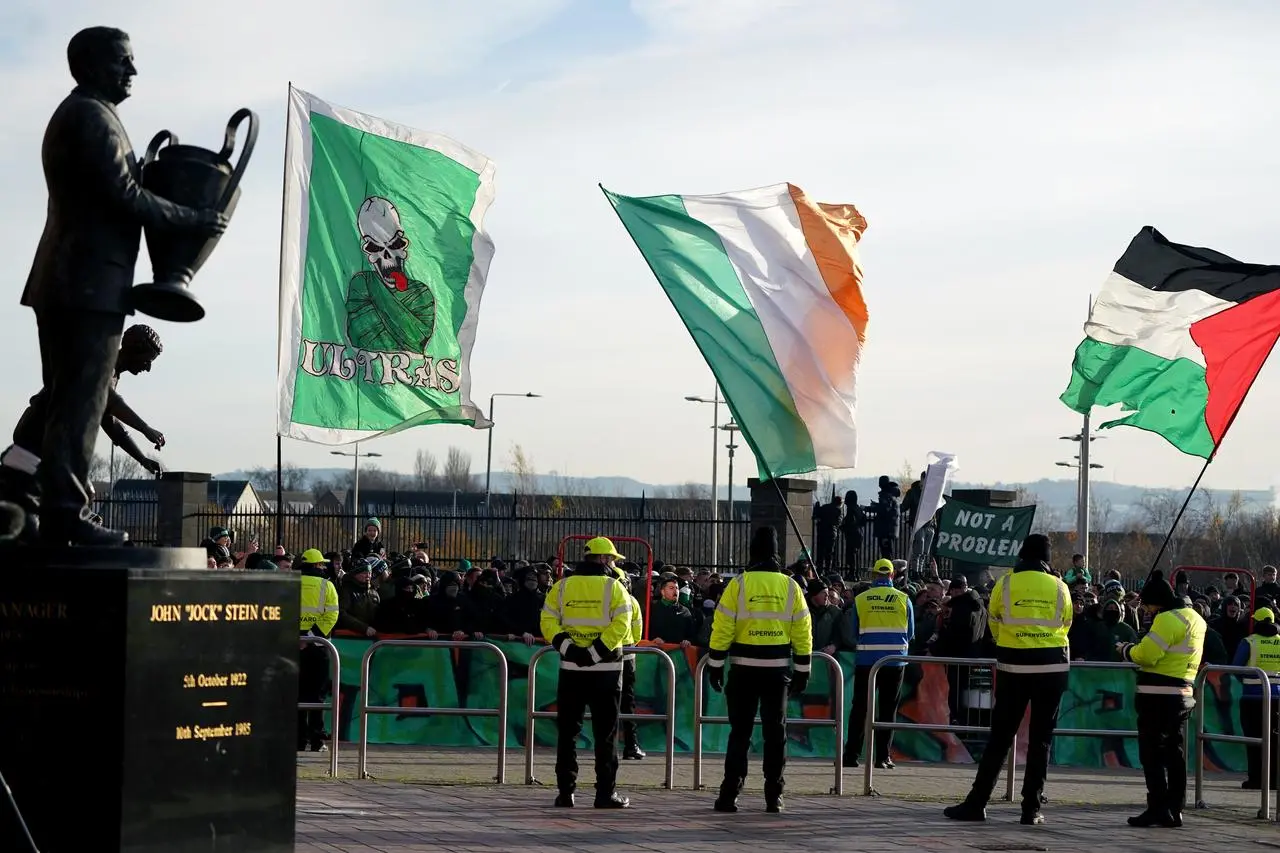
216, 467, 1275, 532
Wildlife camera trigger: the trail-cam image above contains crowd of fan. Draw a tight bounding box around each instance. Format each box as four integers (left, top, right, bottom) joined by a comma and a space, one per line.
201, 516, 1280, 670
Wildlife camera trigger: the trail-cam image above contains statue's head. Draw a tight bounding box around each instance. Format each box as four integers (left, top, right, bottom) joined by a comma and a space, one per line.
67, 27, 134, 105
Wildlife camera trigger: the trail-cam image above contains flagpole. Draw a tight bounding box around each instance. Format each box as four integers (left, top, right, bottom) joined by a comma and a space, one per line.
274, 82, 294, 551
1147, 332, 1280, 579
1147, 454, 1213, 577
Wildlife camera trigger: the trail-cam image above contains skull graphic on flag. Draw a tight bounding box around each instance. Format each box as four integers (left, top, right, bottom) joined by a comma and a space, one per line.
344, 195, 437, 354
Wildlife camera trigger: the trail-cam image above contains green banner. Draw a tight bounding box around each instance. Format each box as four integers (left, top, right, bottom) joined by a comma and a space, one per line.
325, 638, 1248, 772
934, 499, 1037, 567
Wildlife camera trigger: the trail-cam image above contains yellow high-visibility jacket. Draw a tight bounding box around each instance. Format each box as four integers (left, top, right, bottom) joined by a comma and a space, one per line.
988, 563, 1070, 674
300, 574, 339, 636
1120, 605, 1205, 703
708, 567, 812, 673
541, 569, 632, 672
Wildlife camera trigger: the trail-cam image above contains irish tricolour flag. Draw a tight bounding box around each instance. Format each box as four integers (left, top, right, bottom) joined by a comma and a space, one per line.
1061, 228, 1280, 458
604, 183, 867, 479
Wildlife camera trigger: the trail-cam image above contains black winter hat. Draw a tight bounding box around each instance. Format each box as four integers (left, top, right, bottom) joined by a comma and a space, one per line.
748, 526, 779, 565
1018, 534, 1051, 565
1140, 570, 1177, 609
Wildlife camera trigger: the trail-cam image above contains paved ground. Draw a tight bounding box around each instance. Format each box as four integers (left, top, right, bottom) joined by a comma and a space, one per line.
297, 748, 1280, 851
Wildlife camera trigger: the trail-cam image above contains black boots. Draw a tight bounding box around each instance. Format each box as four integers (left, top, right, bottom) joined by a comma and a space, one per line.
623, 743, 646, 761
764, 779, 785, 814
594, 793, 629, 809
713, 776, 743, 813
943, 800, 987, 822
554, 791, 574, 807
1127, 795, 1179, 828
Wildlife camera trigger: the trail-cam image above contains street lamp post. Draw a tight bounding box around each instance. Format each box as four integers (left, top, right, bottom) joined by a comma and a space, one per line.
1056, 420, 1103, 566
685, 388, 723, 569
331, 443, 383, 544
721, 421, 740, 564
484, 392, 542, 509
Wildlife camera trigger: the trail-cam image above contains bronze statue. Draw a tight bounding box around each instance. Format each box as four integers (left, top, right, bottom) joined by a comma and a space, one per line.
0, 27, 225, 546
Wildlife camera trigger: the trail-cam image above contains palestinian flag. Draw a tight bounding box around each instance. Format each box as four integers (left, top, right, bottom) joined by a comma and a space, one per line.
1060, 227, 1280, 458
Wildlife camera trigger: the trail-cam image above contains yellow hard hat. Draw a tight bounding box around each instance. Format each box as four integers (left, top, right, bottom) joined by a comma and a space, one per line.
1255, 607, 1275, 623
300, 548, 327, 565
584, 537, 624, 561
872, 558, 894, 576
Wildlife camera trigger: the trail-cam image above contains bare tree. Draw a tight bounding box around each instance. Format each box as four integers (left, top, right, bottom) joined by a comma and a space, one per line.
413, 449, 439, 489
442, 447, 474, 491
245, 462, 308, 492
509, 443, 538, 498
89, 453, 109, 484
112, 455, 147, 483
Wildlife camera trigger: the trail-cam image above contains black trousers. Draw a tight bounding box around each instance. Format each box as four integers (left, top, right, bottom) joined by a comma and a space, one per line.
843, 535, 862, 575
966, 669, 1067, 809
555, 668, 622, 796
10, 308, 123, 520
1135, 694, 1191, 812
723, 667, 789, 792
620, 658, 637, 748
877, 538, 894, 559
846, 664, 905, 763
297, 642, 330, 749
1241, 696, 1280, 785
815, 533, 835, 570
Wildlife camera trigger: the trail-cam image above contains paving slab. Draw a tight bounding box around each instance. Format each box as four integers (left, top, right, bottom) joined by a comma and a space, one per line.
296, 747, 1280, 851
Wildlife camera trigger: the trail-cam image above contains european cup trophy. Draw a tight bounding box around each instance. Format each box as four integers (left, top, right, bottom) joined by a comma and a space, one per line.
132, 107, 259, 322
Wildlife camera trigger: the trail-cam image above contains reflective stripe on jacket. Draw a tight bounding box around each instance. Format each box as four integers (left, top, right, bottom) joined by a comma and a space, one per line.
622, 592, 642, 662
1235, 633, 1280, 697
847, 580, 912, 667
1121, 606, 1206, 702
988, 564, 1070, 674
708, 566, 813, 672
300, 575, 339, 636
540, 572, 632, 672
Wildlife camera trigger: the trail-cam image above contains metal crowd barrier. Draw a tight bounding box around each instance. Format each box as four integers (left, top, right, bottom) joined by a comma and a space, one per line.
357, 640, 510, 783
1193, 665, 1274, 820
524, 645, 678, 789
692, 652, 845, 795
299, 635, 341, 778
864, 655, 1015, 800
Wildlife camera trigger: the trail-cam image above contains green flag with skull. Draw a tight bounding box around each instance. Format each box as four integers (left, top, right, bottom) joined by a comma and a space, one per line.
277, 87, 495, 442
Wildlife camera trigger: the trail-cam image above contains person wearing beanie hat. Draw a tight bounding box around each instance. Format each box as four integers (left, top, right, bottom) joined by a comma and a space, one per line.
806, 580, 842, 658
945, 533, 1070, 826
352, 517, 385, 560
1231, 606, 1280, 790
709, 525, 812, 814
840, 551, 913, 770
1115, 571, 1206, 828
540, 538, 634, 809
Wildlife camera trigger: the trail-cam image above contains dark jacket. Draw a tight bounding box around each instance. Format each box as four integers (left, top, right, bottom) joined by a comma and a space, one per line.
337, 577, 380, 634
25, 87, 199, 315
933, 589, 985, 658
504, 588, 545, 638
351, 536, 385, 560
649, 599, 696, 644
424, 572, 473, 634
374, 589, 426, 635
872, 482, 902, 540
839, 490, 866, 549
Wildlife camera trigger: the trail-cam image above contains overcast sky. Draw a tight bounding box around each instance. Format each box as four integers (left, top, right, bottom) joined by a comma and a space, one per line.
2, 0, 1279, 492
